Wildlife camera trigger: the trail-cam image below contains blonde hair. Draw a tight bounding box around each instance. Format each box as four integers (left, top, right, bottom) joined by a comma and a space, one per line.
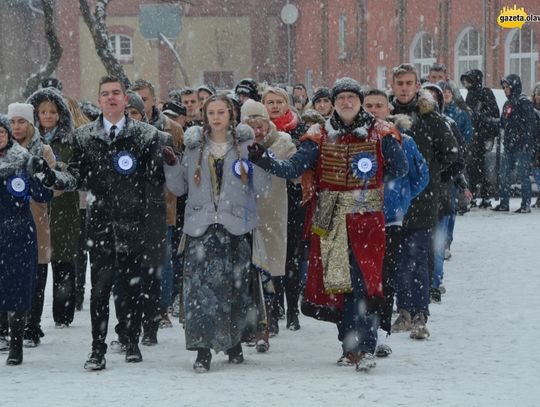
65, 96, 91, 128
194, 94, 248, 186
262, 86, 290, 106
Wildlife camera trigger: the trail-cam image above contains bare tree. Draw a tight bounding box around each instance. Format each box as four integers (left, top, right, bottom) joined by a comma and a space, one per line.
23, 0, 63, 98
79, 0, 130, 88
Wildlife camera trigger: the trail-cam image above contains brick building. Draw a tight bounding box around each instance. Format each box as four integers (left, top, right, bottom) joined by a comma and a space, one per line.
294, 0, 540, 94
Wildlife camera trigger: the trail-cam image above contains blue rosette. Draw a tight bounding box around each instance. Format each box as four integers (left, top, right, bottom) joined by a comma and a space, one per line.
7, 173, 30, 198
231, 158, 254, 180
113, 151, 137, 175
351, 152, 377, 180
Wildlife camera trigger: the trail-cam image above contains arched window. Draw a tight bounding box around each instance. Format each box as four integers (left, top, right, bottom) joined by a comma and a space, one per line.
410, 32, 436, 79
109, 35, 133, 61
506, 27, 538, 93
455, 27, 482, 80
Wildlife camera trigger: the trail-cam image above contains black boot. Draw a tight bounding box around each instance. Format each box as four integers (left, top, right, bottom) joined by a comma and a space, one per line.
6, 336, 22, 366
286, 310, 301, 331
227, 342, 244, 364
193, 348, 211, 373
6, 312, 25, 366
125, 342, 143, 363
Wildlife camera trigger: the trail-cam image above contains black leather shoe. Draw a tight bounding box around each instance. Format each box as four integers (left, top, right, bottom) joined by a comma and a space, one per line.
491, 204, 509, 212
6, 346, 22, 366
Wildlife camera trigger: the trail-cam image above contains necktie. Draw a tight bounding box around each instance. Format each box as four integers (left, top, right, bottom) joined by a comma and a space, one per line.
109, 125, 117, 141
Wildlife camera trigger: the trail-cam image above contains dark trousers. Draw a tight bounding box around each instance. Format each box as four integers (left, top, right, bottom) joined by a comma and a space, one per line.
379, 225, 403, 334
115, 266, 161, 341
89, 244, 142, 355
395, 228, 432, 317
52, 261, 76, 325
468, 140, 491, 199
0, 312, 8, 336
25, 263, 48, 338
75, 209, 88, 307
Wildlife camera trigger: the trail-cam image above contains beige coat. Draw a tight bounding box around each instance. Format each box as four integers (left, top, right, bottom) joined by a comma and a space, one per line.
255, 126, 297, 277
164, 116, 184, 226
29, 144, 56, 264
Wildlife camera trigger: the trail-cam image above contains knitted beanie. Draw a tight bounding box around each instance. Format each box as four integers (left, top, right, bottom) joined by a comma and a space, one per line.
7, 103, 35, 126
331, 77, 363, 104
240, 99, 270, 123
312, 87, 331, 105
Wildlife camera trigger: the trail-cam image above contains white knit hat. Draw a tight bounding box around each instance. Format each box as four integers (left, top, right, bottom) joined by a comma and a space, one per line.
240, 99, 269, 123
7, 103, 35, 126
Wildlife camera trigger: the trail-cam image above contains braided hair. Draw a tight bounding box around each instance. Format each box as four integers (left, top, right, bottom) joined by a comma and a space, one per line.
194, 94, 249, 186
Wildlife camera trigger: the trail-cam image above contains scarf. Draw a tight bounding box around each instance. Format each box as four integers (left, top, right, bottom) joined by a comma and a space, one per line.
326, 109, 374, 140
272, 109, 298, 132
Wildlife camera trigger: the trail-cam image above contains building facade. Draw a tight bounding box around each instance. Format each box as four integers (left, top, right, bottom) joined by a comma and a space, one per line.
294, 0, 540, 94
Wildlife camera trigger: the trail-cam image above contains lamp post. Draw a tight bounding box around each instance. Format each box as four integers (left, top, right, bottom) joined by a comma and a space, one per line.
281, 2, 298, 85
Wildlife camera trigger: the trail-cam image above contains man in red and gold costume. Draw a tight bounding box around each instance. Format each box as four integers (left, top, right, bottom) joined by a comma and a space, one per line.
248, 78, 408, 372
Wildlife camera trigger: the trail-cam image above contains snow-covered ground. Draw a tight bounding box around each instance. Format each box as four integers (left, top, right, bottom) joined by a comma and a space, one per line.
2, 197, 540, 407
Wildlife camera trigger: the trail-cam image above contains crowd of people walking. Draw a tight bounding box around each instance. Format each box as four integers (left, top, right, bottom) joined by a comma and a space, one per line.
1, 61, 539, 372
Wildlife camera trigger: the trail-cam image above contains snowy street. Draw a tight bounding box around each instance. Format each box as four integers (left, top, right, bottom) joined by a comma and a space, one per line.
2, 198, 539, 407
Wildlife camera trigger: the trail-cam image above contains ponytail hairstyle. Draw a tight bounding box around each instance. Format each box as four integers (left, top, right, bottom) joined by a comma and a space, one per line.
194, 94, 249, 185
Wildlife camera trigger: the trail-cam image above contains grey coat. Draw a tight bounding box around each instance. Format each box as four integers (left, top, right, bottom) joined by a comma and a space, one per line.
164, 124, 271, 237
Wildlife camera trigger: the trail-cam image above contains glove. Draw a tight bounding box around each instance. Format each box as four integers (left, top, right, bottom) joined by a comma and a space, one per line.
162, 146, 178, 166
247, 143, 272, 171
28, 156, 56, 188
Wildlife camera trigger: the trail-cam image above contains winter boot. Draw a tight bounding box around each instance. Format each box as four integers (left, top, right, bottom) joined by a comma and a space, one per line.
227, 342, 244, 364
410, 313, 430, 340
23, 326, 43, 348
514, 206, 531, 213
125, 342, 143, 363
141, 330, 158, 346
375, 344, 392, 357
430, 288, 442, 304
337, 351, 359, 367
193, 348, 212, 373
391, 309, 412, 333
286, 311, 301, 331
355, 352, 376, 372
84, 350, 106, 371
255, 327, 270, 353
479, 199, 492, 209
492, 204, 509, 212
6, 340, 23, 366
159, 311, 173, 329
110, 337, 128, 353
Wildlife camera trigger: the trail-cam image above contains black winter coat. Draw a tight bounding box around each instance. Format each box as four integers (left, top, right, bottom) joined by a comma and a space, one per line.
460, 69, 500, 143
392, 91, 459, 230
50, 115, 164, 254
500, 74, 537, 152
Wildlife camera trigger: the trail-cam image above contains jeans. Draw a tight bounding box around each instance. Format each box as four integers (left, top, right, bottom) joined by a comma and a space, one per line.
500, 149, 532, 208
432, 217, 451, 289
395, 228, 432, 317
532, 167, 540, 198
337, 249, 378, 354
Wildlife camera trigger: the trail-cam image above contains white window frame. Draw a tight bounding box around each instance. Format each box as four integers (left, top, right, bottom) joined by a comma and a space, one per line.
505, 27, 538, 92
410, 31, 436, 79
109, 34, 133, 61
454, 27, 483, 80
377, 66, 387, 90
339, 12, 347, 59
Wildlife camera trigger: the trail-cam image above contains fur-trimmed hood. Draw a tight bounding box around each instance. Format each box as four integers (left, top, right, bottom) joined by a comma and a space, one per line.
183, 123, 254, 150
0, 141, 31, 179
26, 87, 74, 143
417, 89, 437, 115
387, 114, 413, 131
